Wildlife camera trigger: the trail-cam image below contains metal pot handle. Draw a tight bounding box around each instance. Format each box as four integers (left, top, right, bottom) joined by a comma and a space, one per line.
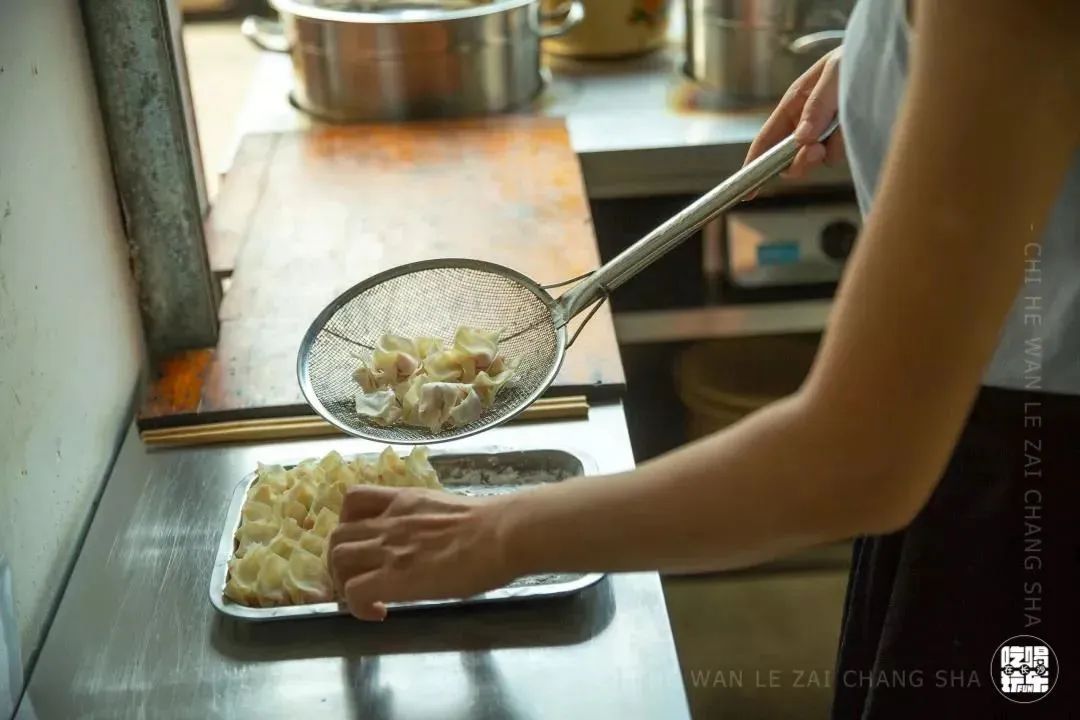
532, 0, 585, 39
787, 30, 845, 55
241, 16, 291, 53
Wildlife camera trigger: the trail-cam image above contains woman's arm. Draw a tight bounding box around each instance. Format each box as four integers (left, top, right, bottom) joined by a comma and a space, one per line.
499, 0, 1080, 577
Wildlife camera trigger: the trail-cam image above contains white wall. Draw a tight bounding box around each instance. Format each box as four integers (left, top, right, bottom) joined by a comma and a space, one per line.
0, 0, 145, 696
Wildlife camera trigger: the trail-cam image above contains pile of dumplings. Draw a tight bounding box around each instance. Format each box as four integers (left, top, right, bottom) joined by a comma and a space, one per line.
353, 326, 518, 433
224, 446, 443, 608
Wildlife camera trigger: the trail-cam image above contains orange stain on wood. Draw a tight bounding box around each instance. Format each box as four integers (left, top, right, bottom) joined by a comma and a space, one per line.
139, 349, 214, 418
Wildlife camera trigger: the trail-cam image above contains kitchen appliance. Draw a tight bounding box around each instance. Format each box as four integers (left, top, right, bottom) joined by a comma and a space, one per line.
540, 0, 671, 59
296, 122, 839, 445
240, 0, 584, 122
721, 201, 860, 290
684, 0, 854, 108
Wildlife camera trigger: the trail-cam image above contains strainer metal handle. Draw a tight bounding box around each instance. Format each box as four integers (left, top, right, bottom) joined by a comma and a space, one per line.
555, 119, 840, 322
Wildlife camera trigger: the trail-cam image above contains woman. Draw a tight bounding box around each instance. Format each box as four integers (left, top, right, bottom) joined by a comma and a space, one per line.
329, 0, 1080, 714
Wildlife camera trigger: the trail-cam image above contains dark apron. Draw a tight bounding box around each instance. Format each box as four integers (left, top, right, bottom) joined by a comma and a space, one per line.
831, 386, 1080, 718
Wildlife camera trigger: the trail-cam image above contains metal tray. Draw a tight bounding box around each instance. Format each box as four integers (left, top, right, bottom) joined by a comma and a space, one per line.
209, 446, 604, 621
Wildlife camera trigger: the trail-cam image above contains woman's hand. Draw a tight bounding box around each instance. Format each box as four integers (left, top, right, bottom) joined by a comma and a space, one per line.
327, 485, 514, 621
743, 46, 845, 199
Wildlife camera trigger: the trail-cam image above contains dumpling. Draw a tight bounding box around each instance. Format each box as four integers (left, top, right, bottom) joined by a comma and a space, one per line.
449, 385, 484, 427
254, 551, 291, 606
298, 530, 327, 559
485, 353, 518, 378
355, 387, 401, 425
255, 462, 290, 490
352, 359, 386, 393
283, 547, 334, 604
273, 497, 309, 527
311, 507, 339, 538
235, 517, 281, 557
371, 334, 421, 384
327, 462, 358, 488
378, 333, 418, 356
472, 368, 514, 408
246, 482, 281, 506
267, 533, 299, 560
375, 446, 408, 486
318, 450, 346, 472
400, 375, 430, 424
413, 336, 444, 359
241, 499, 274, 523
278, 516, 304, 541
284, 478, 318, 513
350, 456, 380, 485
417, 382, 471, 431
404, 446, 442, 489
224, 545, 267, 605
452, 326, 500, 372
422, 348, 473, 383
290, 460, 326, 489
311, 481, 345, 516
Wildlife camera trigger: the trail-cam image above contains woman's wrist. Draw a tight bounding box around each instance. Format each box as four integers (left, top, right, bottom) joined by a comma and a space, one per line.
487, 483, 554, 579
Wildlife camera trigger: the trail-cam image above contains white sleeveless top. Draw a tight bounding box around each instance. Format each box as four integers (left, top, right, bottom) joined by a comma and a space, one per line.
840, 0, 1080, 396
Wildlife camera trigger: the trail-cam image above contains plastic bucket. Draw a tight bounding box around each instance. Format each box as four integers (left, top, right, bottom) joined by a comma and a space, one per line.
675, 334, 821, 440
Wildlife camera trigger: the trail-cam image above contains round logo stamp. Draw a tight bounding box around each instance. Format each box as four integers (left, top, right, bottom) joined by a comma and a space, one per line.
991, 635, 1058, 703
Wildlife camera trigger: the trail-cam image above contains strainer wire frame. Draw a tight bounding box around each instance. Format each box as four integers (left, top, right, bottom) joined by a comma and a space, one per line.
296, 258, 608, 444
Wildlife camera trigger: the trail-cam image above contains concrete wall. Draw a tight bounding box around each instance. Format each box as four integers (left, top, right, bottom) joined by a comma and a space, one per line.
0, 0, 145, 701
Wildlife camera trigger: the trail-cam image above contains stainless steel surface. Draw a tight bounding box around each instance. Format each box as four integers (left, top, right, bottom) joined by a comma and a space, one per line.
21, 404, 691, 720
241, 0, 583, 122
558, 118, 838, 318
297, 259, 567, 444
228, 16, 855, 198
724, 201, 860, 288
613, 301, 832, 343
683, 0, 851, 108
212, 448, 604, 620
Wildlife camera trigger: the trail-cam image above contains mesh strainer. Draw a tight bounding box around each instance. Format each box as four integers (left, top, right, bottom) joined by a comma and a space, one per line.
297, 121, 838, 444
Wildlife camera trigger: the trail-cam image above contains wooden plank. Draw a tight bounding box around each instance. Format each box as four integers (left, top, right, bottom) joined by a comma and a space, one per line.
203, 132, 278, 277
139, 116, 625, 428
141, 396, 590, 447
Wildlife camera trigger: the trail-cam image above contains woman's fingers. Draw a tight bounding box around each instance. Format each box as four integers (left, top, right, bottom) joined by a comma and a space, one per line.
340, 484, 398, 523
743, 48, 843, 198
782, 54, 842, 179
794, 53, 841, 143
330, 537, 382, 595
824, 132, 846, 166
328, 489, 507, 623
743, 80, 816, 168
344, 573, 388, 621
785, 143, 827, 179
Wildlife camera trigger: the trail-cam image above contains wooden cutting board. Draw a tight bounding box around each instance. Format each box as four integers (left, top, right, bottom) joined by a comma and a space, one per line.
138, 116, 625, 429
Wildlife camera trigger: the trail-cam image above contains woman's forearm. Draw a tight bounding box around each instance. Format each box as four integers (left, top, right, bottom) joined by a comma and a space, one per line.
495, 0, 1080, 581
496, 392, 906, 577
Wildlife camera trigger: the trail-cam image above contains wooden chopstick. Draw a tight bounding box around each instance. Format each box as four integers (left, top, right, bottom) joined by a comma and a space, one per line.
139, 395, 590, 448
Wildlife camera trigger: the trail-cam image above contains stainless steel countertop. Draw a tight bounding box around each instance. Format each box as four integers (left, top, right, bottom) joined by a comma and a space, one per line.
16, 404, 692, 720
